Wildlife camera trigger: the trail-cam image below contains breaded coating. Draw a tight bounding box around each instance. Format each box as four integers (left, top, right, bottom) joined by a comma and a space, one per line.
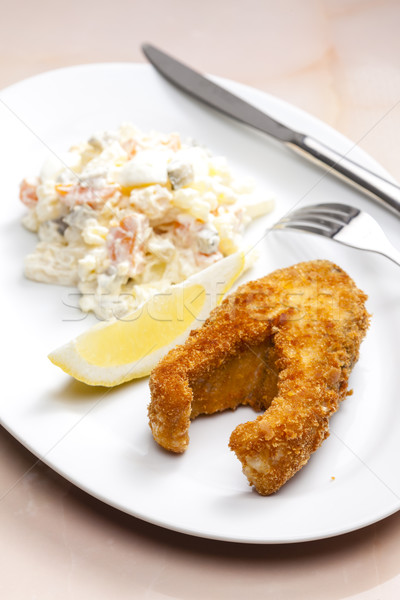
148, 260, 369, 495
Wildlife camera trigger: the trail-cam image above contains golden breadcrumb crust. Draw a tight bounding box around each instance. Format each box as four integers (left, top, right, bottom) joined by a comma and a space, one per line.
148, 260, 369, 495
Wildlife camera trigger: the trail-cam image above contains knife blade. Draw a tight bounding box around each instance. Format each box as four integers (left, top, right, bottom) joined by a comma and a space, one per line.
142, 43, 400, 217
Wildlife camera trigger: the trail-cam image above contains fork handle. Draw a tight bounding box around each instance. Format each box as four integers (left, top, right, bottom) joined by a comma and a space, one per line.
379, 246, 400, 267
288, 135, 400, 217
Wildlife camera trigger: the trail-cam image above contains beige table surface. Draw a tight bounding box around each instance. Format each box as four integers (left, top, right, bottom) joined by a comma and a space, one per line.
2, 1, 400, 598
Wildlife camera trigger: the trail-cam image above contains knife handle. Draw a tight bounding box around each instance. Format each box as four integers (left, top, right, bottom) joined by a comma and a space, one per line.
288, 135, 400, 217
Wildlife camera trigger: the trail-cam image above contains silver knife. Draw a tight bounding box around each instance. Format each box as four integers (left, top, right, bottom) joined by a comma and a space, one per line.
142, 43, 400, 217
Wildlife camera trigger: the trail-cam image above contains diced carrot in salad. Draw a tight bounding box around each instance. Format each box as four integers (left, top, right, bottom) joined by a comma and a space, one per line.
19, 178, 39, 209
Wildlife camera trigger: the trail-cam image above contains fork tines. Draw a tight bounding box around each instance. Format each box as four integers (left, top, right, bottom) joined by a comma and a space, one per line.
272, 203, 361, 238
270, 202, 400, 267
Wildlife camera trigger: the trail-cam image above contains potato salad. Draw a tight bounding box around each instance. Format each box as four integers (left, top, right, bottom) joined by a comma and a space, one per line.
19, 124, 273, 319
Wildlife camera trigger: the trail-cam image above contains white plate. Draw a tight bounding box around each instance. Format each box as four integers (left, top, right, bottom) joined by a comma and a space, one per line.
1, 63, 400, 544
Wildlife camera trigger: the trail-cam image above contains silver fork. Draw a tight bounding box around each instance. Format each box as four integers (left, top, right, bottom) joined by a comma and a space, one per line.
271, 203, 400, 266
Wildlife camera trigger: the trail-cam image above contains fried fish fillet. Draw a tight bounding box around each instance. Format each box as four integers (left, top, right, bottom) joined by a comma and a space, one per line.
148, 260, 369, 495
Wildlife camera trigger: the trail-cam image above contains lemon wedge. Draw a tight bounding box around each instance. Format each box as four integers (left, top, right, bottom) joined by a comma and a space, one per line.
49, 250, 252, 386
